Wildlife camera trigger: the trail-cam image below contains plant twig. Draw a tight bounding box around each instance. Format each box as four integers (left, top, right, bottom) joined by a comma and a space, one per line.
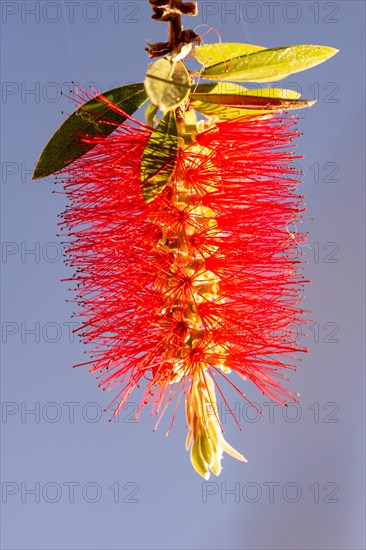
168, 0, 183, 51
146, 0, 198, 58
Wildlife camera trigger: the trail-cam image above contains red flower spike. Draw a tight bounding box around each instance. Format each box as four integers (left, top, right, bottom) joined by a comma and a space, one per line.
59, 106, 308, 478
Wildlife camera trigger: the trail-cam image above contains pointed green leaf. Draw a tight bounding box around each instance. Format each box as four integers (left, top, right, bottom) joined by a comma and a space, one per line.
191, 84, 248, 118
144, 57, 191, 111
199, 431, 214, 467
184, 108, 197, 126
191, 84, 314, 119
192, 82, 248, 95
33, 83, 148, 179
199, 45, 339, 82
192, 101, 264, 119
192, 97, 315, 120
145, 103, 159, 127
221, 438, 247, 463
242, 88, 301, 100
191, 93, 314, 111
191, 81, 253, 119
141, 111, 178, 203
191, 83, 301, 102
191, 438, 210, 480
192, 83, 300, 100
192, 42, 265, 67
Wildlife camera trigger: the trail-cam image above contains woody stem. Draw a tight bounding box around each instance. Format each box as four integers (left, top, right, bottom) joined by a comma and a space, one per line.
169, 0, 183, 51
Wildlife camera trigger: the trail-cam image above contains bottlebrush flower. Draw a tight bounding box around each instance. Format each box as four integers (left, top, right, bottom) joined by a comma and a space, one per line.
33, 0, 337, 478
57, 101, 307, 478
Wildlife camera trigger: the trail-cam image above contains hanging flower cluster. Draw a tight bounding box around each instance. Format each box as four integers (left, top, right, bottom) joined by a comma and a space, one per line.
33, 0, 338, 478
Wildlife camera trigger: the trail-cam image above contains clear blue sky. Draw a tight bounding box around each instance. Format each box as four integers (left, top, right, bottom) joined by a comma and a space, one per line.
1, 1, 365, 549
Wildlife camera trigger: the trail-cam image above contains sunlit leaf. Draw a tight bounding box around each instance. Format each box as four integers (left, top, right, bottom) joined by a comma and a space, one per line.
191, 438, 209, 480
144, 57, 191, 111
191, 93, 313, 110
141, 111, 178, 203
185, 109, 197, 125
191, 101, 267, 119
33, 83, 147, 179
192, 42, 265, 67
191, 83, 301, 101
199, 45, 339, 82
192, 82, 248, 95
145, 103, 158, 127
242, 88, 301, 100
191, 93, 316, 120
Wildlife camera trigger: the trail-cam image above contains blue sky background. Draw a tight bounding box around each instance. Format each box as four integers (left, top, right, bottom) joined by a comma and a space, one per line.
1, 1, 365, 549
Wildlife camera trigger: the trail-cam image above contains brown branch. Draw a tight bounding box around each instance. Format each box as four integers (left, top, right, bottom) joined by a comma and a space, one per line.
168, 0, 183, 51
146, 1, 198, 57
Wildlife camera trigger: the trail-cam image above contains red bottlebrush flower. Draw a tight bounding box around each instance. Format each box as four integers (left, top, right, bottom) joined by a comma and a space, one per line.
58, 99, 308, 478
32, 0, 337, 480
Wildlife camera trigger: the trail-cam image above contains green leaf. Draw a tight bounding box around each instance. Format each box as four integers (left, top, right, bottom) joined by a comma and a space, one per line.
191, 83, 314, 119
191, 83, 301, 100
190, 83, 251, 119
192, 82, 300, 100
141, 111, 178, 203
33, 83, 148, 179
191, 438, 209, 480
199, 431, 214, 467
192, 42, 265, 67
191, 95, 316, 120
144, 57, 191, 112
184, 108, 197, 126
191, 93, 314, 110
191, 101, 261, 120
192, 82, 248, 95
145, 103, 158, 127
242, 87, 301, 100
191, 84, 248, 118
199, 45, 339, 82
